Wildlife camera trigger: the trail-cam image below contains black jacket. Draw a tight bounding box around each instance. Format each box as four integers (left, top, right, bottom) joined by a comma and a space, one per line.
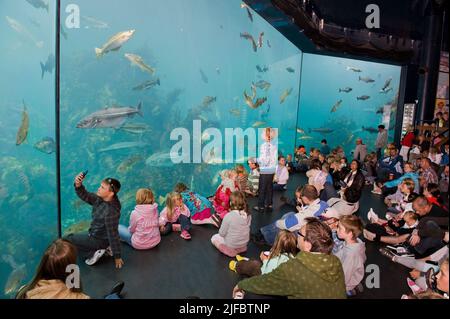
75, 185, 122, 258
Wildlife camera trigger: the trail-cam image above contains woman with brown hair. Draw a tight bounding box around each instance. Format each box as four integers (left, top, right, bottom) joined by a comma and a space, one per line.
16, 239, 124, 299
16, 239, 88, 299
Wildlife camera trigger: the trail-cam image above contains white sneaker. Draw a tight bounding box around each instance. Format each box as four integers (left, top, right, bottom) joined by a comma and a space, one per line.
85, 249, 106, 266
367, 209, 378, 223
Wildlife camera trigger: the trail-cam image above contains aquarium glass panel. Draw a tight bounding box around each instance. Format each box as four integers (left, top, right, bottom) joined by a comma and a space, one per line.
60, 0, 302, 228
296, 53, 401, 156
0, 0, 57, 298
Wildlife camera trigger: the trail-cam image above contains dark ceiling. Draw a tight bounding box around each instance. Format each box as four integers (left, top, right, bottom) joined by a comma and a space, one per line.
245, 0, 448, 63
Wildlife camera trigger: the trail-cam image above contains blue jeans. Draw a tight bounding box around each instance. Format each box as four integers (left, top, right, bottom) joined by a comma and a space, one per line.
160, 214, 191, 235
118, 224, 132, 246
260, 212, 296, 245
105, 293, 121, 299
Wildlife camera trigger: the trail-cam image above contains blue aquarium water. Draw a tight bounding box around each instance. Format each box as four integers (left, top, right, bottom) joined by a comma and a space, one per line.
0, 0, 400, 299
296, 54, 400, 155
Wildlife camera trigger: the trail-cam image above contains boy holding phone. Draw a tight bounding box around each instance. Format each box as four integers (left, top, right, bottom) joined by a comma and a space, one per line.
65, 172, 124, 269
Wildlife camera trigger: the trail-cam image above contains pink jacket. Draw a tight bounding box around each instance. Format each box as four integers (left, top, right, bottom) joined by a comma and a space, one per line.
159, 204, 190, 225
129, 204, 161, 250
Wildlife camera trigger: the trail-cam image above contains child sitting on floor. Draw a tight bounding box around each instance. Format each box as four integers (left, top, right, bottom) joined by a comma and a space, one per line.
211, 191, 251, 257
118, 188, 160, 250
247, 158, 260, 196
384, 178, 418, 216
174, 183, 214, 225
333, 215, 366, 295
229, 230, 297, 277
235, 164, 249, 194
273, 156, 289, 191
366, 209, 419, 237
159, 192, 192, 240
211, 169, 239, 226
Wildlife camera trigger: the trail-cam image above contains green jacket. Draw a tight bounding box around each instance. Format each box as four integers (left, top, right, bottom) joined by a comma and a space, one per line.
238, 251, 347, 299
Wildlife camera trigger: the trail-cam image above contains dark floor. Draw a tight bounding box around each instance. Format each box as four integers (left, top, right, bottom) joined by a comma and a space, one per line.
80, 173, 411, 299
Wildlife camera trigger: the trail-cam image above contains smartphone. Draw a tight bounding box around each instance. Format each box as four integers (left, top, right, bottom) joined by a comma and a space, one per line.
82, 170, 88, 177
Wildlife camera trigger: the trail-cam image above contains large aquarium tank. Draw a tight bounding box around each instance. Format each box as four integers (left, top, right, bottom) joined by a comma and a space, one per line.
0, 0, 401, 298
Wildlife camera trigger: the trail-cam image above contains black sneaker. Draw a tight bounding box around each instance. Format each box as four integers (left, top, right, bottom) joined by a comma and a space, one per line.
265, 205, 273, 212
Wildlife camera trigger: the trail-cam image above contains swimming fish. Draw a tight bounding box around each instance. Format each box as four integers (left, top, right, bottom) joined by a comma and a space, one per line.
240, 32, 257, 52
362, 126, 378, 133
16, 101, 29, 145
253, 80, 271, 91
202, 96, 217, 108
34, 137, 56, 154
81, 15, 109, 29
132, 78, 160, 91
6, 16, 44, 48
118, 122, 151, 134
76, 102, 142, 129
25, 0, 49, 12
280, 88, 293, 104
229, 108, 241, 116
298, 135, 313, 140
357, 95, 370, 100
359, 76, 375, 83
98, 141, 148, 152
117, 155, 143, 173
199, 69, 208, 83
125, 53, 155, 74
241, 3, 253, 22
252, 121, 267, 128
346, 66, 362, 72
258, 32, 264, 48
296, 128, 305, 134
95, 29, 135, 58
308, 127, 334, 134
40, 53, 55, 79
381, 77, 392, 91
286, 67, 295, 73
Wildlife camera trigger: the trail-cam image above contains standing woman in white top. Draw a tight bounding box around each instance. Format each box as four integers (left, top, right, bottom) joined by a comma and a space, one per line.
255, 127, 278, 212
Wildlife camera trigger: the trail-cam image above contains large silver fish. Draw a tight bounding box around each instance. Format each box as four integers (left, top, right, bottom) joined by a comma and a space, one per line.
308, 127, 334, 134
145, 151, 176, 167
95, 29, 135, 58
76, 102, 142, 128
98, 141, 148, 152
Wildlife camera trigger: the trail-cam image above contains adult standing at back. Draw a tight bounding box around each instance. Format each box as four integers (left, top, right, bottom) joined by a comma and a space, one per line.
254, 127, 278, 213
375, 124, 388, 160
